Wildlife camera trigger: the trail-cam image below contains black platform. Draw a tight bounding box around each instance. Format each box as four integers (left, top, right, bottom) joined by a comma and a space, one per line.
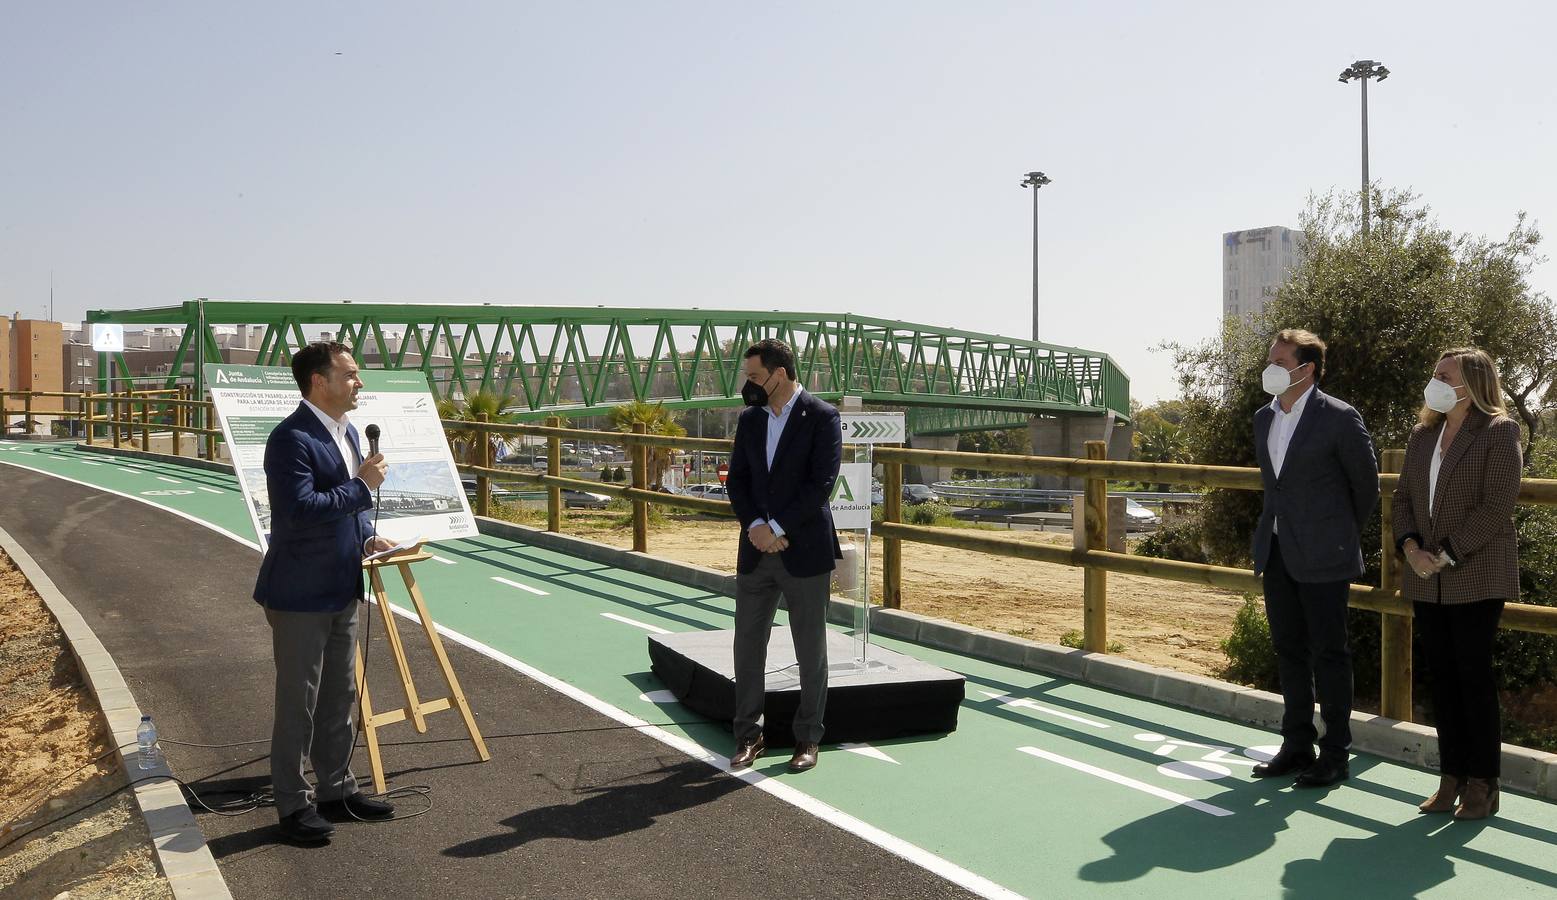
648, 628, 965, 745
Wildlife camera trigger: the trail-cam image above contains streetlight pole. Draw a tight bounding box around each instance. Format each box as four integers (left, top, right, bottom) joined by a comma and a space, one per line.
1338, 60, 1389, 236
1020, 171, 1051, 341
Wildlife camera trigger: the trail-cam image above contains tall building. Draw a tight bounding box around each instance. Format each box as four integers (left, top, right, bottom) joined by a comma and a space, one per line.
3, 317, 65, 432
1223, 226, 1304, 320
0, 317, 10, 392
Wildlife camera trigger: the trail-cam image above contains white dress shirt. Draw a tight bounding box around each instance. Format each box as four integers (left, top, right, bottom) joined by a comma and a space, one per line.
1267, 385, 1315, 534
748, 386, 805, 538
303, 399, 361, 478
1429, 422, 1447, 515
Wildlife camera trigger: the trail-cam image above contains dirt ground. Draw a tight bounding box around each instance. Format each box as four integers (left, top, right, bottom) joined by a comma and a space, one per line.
0, 551, 172, 900
548, 510, 1247, 677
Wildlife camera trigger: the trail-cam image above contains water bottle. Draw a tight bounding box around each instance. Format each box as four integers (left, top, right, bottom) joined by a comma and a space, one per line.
137, 715, 161, 770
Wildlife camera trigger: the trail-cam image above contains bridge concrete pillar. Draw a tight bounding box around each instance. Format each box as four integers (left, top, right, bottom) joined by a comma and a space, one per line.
1028, 413, 1133, 490
906, 434, 959, 487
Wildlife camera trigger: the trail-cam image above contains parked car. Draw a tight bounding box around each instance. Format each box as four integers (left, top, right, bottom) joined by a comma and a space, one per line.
696, 484, 729, 501
531, 456, 548, 470
460, 476, 522, 501
902, 484, 938, 505
562, 489, 611, 510
1123, 497, 1161, 528
681, 483, 728, 499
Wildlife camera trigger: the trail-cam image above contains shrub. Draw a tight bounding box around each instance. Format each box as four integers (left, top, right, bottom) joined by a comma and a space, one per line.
1059, 629, 1124, 654
904, 500, 953, 526
612, 466, 627, 482
1135, 518, 1209, 564
1218, 596, 1280, 692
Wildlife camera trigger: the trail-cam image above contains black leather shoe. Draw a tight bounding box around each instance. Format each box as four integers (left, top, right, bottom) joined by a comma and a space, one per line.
788, 742, 819, 772
1252, 748, 1316, 779
278, 806, 336, 842
730, 736, 765, 769
320, 792, 396, 821
1294, 755, 1350, 788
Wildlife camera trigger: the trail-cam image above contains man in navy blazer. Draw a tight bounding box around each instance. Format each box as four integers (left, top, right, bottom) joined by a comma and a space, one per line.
1250, 329, 1379, 788
725, 338, 843, 772
253, 342, 396, 842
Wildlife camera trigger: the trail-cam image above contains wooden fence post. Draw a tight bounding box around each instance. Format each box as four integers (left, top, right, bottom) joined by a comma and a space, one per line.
475, 413, 490, 517
1083, 440, 1109, 653
546, 416, 562, 532
170, 391, 181, 457
631, 423, 649, 553
204, 398, 216, 461
139, 395, 150, 449
883, 447, 903, 609
1379, 448, 1413, 721
112, 394, 123, 449
24, 391, 35, 435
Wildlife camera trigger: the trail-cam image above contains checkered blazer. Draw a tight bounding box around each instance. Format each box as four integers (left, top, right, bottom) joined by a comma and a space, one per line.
1391, 410, 1523, 604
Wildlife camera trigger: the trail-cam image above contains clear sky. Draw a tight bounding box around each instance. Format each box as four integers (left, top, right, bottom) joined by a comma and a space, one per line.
3, 1, 1552, 402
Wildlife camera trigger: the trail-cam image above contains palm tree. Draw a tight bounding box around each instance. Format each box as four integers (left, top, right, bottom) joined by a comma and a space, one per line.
438, 391, 522, 465
608, 400, 686, 488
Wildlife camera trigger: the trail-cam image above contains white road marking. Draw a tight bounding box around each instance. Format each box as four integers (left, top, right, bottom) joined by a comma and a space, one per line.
639, 690, 679, 704
841, 743, 901, 765
114, 467, 140, 475
197, 486, 223, 494
1018, 746, 1233, 817
157, 476, 182, 484
79, 460, 103, 466
430, 555, 457, 565
492, 576, 548, 596
601, 612, 670, 634
980, 690, 1110, 728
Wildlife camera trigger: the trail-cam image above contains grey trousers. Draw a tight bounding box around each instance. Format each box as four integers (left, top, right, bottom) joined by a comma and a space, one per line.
733, 553, 830, 745
266, 604, 361, 818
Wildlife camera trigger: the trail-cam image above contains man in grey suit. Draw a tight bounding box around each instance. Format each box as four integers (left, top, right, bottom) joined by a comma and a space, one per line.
1251, 329, 1379, 787
725, 338, 843, 773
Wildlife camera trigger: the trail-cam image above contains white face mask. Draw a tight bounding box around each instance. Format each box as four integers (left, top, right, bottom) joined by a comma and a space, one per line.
1261, 362, 1308, 397
1423, 378, 1464, 414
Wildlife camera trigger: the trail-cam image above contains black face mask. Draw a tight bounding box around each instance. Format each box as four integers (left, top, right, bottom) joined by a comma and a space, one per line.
742, 371, 777, 407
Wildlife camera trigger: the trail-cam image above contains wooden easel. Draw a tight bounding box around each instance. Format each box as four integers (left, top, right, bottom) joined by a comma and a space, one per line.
355, 548, 490, 794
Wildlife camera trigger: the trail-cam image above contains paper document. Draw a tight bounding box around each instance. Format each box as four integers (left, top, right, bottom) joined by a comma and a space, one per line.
364, 538, 424, 562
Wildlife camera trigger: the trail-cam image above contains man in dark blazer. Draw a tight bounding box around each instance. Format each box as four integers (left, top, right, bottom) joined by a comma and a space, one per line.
1250, 329, 1379, 787
725, 338, 843, 772
253, 342, 395, 842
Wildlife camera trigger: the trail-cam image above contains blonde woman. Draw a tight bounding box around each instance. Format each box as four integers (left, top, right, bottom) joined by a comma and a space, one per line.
1392, 348, 1522, 820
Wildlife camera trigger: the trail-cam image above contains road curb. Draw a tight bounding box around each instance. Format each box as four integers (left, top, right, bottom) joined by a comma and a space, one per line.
0, 524, 234, 900
479, 515, 1557, 801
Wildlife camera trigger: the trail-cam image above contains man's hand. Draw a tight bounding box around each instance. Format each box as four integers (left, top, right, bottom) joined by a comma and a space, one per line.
766, 536, 789, 554
360, 453, 388, 491
748, 523, 777, 552
366, 535, 397, 555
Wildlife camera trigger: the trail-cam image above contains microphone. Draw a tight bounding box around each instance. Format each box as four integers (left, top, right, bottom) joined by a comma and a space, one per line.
365, 423, 380, 457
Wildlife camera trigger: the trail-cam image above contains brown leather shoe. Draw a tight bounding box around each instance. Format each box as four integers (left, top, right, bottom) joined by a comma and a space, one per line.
1418, 774, 1463, 814
789, 742, 819, 772
1454, 777, 1500, 820
730, 736, 765, 769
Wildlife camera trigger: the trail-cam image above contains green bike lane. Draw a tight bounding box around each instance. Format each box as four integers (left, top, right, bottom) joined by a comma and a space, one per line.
5, 439, 1557, 898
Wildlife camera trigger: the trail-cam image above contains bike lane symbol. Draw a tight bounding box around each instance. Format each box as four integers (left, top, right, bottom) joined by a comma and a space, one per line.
1134, 732, 1283, 781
